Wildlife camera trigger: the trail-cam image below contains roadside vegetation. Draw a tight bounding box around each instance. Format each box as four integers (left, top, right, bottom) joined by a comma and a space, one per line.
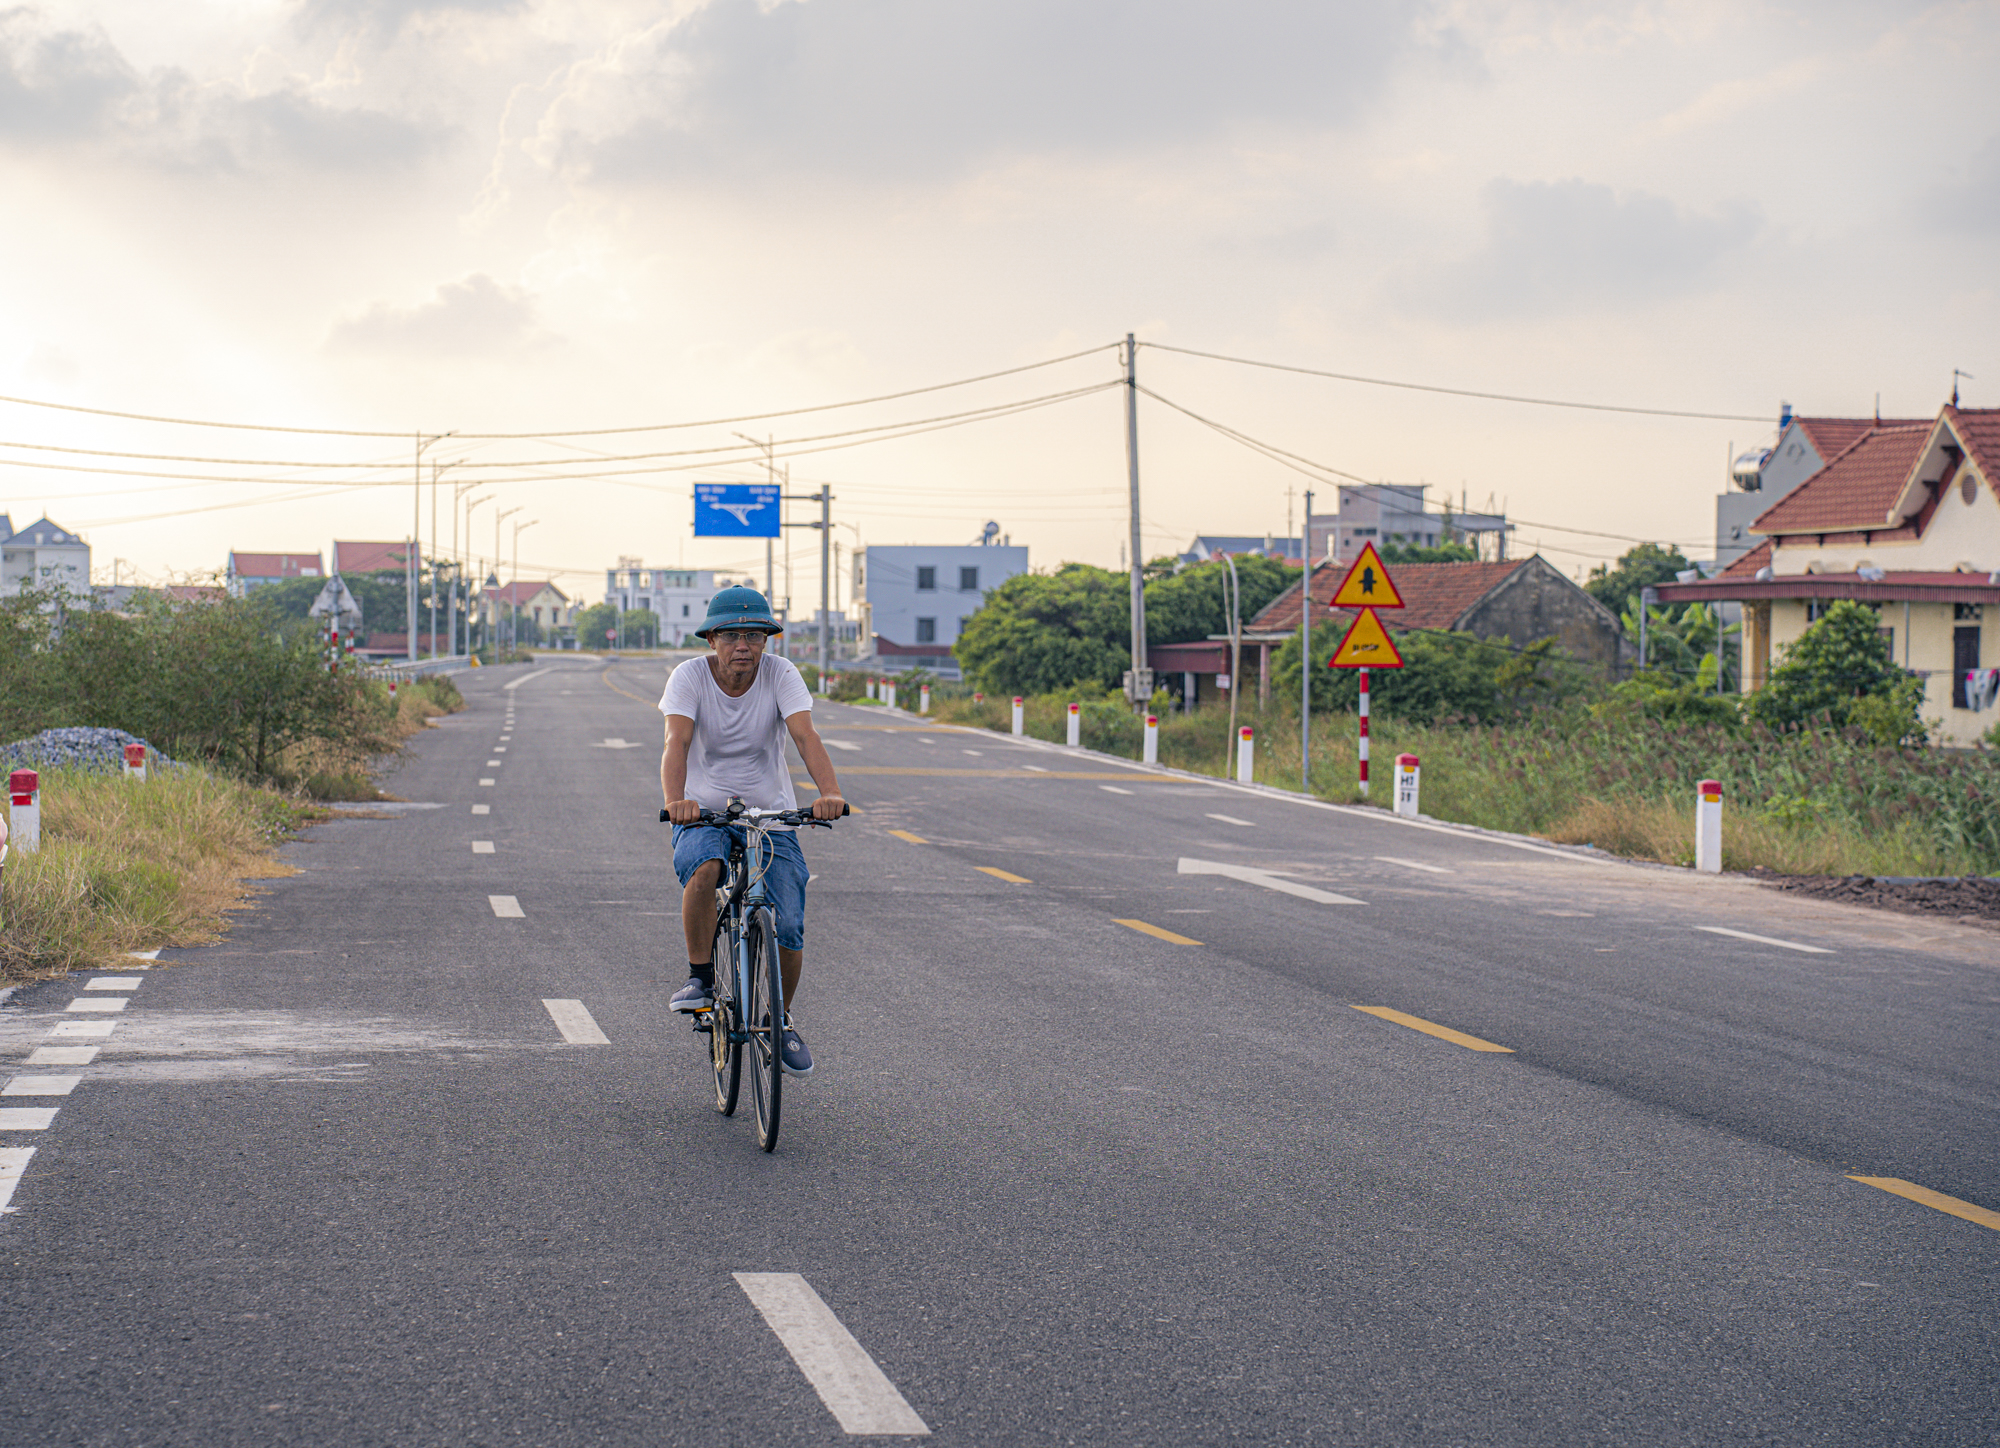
929, 553, 1999, 877
0, 586, 469, 980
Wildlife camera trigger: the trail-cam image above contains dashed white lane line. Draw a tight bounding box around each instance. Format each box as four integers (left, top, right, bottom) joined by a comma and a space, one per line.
65, 998, 127, 1014
472, 804, 491, 815
85, 977, 142, 991
541, 999, 610, 1045
472, 841, 495, 854
4, 1076, 80, 1097
1178, 857, 1365, 905
962, 749, 983, 756
1694, 925, 1833, 955
486, 759, 504, 767
1375, 856, 1453, 874
1021, 764, 1048, 773
494, 746, 508, 753
502, 667, 554, 691
480, 779, 496, 787
1099, 784, 1135, 795
1205, 813, 1255, 828
51, 1021, 115, 1039
489, 895, 525, 918
0, 1109, 59, 1131
26, 1046, 97, 1066
826, 740, 863, 752
0, 1147, 35, 1213
733, 1273, 930, 1436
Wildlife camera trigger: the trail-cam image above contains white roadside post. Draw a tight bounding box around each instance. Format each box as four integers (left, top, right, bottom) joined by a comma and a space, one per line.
1236, 725, 1255, 783
8, 770, 40, 855
1143, 712, 1158, 764
919, 684, 930, 715
123, 743, 148, 782
1066, 702, 1082, 748
1394, 753, 1420, 818
1696, 778, 1723, 874
0, 808, 7, 928
884, 681, 897, 711
866, 677, 877, 700
1011, 697, 1025, 736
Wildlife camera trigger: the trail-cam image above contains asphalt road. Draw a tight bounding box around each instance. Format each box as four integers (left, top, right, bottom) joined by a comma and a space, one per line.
2, 657, 1996, 1446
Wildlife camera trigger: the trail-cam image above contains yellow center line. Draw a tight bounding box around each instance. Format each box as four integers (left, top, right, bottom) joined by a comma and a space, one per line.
827, 767, 1174, 780
1848, 1176, 2000, 1231
1351, 1005, 1514, 1053
601, 666, 658, 709
1116, 919, 1202, 946
975, 866, 1032, 884
887, 829, 929, 844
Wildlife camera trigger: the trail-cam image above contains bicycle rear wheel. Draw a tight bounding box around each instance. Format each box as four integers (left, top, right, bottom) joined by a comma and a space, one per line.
746, 907, 784, 1151
710, 918, 741, 1116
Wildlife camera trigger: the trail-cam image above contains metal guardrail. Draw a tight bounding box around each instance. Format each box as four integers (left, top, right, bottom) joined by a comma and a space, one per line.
378, 655, 476, 679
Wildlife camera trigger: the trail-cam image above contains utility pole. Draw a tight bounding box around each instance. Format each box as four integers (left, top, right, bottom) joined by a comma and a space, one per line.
819, 484, 831, 675
1123, 333, 1149, 710
411, 431, 454, 663
1301, 488, 1313, 791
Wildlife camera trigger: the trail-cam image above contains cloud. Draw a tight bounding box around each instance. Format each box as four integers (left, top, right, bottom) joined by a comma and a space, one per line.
1929, 131, 2000, 234
540, 0, 1440, 186
0, 8, 442, 171
326, 273, 553, 357
297, 0, 528, 39
0, 8, 138, 142
1419, 178, 1762, 319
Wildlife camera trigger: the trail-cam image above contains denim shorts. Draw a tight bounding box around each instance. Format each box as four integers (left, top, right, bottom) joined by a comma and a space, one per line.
672, 823, 808, 950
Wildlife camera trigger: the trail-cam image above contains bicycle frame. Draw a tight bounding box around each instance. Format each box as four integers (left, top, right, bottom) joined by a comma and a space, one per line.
711, 816, 784, 1044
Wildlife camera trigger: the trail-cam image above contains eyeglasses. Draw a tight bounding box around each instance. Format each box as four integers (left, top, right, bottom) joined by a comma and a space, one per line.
712, 629, 769, 646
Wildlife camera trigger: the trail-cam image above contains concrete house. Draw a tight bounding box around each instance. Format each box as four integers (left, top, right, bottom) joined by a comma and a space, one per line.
603, 566, 721, 647
0, 515, 91, 600
1659, 401, 2000, 745
226, 551, 322, 596
1151, 555, 1623, 709
855, 542, 1028, 672
488, 580, 572, 641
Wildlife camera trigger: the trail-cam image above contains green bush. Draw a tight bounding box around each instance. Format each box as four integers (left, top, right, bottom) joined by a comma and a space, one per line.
1748, 600, 1925, 740
1271, 624, 1584, 724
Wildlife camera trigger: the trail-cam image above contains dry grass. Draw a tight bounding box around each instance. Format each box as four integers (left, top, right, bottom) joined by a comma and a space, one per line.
0, 767, 319, 985
275, 674, 464, 800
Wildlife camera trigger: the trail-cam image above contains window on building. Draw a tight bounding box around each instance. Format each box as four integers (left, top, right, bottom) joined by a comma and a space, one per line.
682, 604, 690, 617
1806, 599, 1830, 622
959, 566, 979, 591
916, 566, 936, 591
916, 617, 937, 643
1955, 603, 1984, 621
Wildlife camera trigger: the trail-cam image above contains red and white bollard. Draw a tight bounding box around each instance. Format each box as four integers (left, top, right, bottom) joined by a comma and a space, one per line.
1236, 725, 1255, 783
1394, 753, 1420, 818
1143, 713, 1158, 764
0, 807, 8, 927
1066, 702, 1082, 747
919, 684, 931, 715
8, 769, 40, 855
123, 743, 148, 782
1696, 778, 1723, 874
974, 692, 984, 705
1011, 697, 1025, 736
389, 678, 400, 704
866, 677, 878, 700
884, 681, 897, 711
1357, 666, 1371, 797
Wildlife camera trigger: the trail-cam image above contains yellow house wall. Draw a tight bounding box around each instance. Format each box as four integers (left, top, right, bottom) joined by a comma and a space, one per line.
1761, 598, 1989, 745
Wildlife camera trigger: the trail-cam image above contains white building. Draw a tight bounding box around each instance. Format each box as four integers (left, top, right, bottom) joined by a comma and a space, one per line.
605, 564, 738, 647
1307, 484, 1510, 564
854, 543, 1028, 659
1, 515, 91, 600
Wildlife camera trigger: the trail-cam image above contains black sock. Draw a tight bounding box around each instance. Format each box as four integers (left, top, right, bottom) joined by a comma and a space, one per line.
689, 961, 714, 987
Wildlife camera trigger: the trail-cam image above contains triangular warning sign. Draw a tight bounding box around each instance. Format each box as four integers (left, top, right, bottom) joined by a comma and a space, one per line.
1329, 542, 1404, 609
1327, 607, 1404, 669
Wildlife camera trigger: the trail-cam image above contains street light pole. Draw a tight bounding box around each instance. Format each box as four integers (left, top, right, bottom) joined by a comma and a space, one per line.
429, 460, 463, 659
512, 519, 538, 652
494, 505, 523, 655
411, 431, 455, 663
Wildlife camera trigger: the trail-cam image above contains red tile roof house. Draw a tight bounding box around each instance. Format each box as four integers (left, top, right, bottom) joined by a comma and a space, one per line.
225, 551, 322, 597
330, 540, 413, 575
1657, 402, 2000, 746
482, 581, 572, 641
1150, 555, 1625, 709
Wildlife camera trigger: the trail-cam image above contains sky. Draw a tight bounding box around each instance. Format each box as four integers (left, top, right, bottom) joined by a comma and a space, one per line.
1, 0, 1996, 618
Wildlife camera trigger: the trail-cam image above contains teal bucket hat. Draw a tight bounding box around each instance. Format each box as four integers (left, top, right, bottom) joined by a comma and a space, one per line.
695, 585, 784, 639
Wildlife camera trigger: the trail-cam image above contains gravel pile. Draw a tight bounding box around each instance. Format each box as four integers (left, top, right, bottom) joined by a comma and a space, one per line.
1752, 869, 2000, 926
0, 727, 177, 774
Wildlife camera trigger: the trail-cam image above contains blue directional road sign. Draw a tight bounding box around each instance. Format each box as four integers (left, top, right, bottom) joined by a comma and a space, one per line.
694, 483, 782, 538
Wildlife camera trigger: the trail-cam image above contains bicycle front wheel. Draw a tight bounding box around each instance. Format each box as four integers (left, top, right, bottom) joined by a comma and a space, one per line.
746, 907, 784, 1152
710, 918, 742, 1116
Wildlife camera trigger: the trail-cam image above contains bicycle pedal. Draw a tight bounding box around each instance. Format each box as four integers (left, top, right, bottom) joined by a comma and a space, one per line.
691, 1011, 714, 1034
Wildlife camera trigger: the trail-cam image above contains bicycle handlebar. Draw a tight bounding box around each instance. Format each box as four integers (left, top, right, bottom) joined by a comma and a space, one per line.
659, 801, 848, 829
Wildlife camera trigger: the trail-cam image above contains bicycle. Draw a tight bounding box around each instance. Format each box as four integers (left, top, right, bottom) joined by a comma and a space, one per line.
660, 798, 843, 1152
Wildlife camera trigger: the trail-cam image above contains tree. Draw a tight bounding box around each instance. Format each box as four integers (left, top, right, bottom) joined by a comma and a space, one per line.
1274, 622, 1577, 724
1585, 543, 1693, 626
953, 563, 1131, 694
618, 608, 659, 649
1381, 540, 1477, 565
1141, 554, 1295, 645
575, 603, 619, 649
1748, 600, 1925, 741
244, 571, 412, 634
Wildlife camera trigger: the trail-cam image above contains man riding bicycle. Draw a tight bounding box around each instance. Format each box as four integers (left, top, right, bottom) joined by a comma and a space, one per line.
661, 586, 846, 1077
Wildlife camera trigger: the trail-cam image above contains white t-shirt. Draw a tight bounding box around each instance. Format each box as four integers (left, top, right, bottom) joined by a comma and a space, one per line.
660, 654, 815, 820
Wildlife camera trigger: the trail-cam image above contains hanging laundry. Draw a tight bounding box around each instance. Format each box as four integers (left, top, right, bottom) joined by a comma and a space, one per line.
1966, 668, 2000, 712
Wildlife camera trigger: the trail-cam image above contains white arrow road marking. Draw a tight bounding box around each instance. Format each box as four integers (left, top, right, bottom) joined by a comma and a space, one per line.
0, 1109, 59, 1130
1177, 857, 1365, 905
591, 738, 648, 749
733, 1273, 930, 1436
489, 895, 525, 918
541, 1000, 609, 1045
1694, 925, 1832, 954
825, 740, 863, 751
0, 1147, 35, 1213
4, 1076, 81, 1096
1374, 856, 1453, 874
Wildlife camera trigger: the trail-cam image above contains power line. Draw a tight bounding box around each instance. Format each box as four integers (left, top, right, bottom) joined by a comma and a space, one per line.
0, 343, 1120, 440
1140, 341, 1770, 424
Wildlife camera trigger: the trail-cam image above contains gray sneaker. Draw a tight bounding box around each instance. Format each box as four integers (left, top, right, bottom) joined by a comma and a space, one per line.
670, 977, 714, 1013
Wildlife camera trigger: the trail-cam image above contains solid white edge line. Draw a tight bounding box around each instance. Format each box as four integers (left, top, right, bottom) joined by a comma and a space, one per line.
489, 895, 525, 918
734, 1273, 930, 1436
0, 1146, 35, 1213
502, 667, 555, 691
1693, 925, 1833, 954
540, 999, 610, 1045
